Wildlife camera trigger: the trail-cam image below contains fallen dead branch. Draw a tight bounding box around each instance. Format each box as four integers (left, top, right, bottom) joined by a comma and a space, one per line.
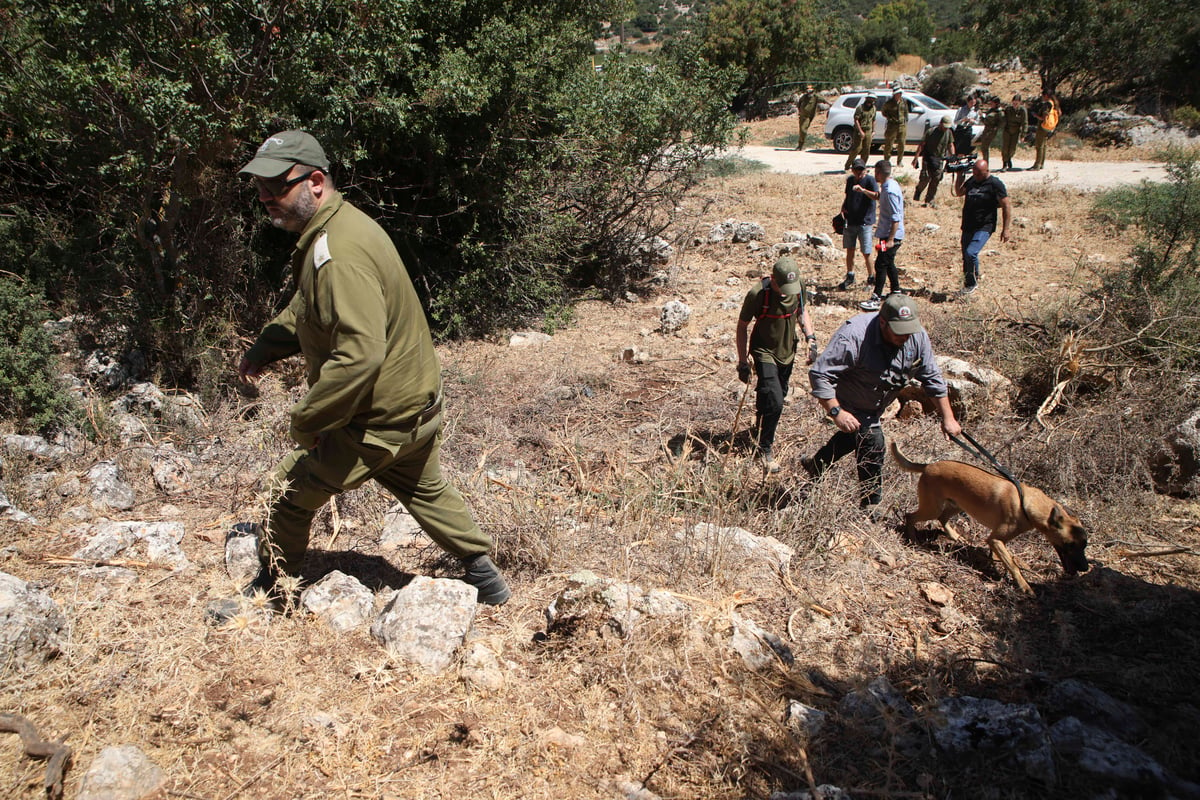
0, 712, 72, 800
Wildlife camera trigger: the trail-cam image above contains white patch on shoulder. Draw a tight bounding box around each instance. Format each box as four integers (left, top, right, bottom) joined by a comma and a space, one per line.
313, 232, 332, 270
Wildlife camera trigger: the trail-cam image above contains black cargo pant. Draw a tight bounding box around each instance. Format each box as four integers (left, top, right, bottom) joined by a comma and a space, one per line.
809, 414, 886, 506
752, 358, 793, 456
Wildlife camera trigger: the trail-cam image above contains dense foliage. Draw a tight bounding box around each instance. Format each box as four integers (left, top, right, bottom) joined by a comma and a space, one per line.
853, 0, 934, 64
974, 0, 1200, 109
0, 0, 738, 390
694, 0, 857, 114
0, 277, 78, 433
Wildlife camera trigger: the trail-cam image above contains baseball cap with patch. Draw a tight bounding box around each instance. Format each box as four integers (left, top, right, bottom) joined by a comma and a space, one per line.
772, 257, 803, 296
239, 130, 330, 178
880, 293, 922, 335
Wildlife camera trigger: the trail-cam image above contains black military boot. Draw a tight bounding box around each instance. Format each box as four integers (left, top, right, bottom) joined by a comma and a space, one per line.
460, 554, 512, 605
205, 565, 289, 624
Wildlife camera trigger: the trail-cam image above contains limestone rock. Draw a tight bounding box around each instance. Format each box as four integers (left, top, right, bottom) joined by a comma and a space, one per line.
1150, 408, 1200, 497
87, 461, 136, 510
302, 570, 375, 632
682, 522, 794, 572
224, 523, 261, 580
932, 696, 1055, 783
73, 520, 190, 570
546, 570, 689, 637
0, 571, 66, 670
659, 300, 691, 333
77, 745, 166, 800
371, 576, 477, 673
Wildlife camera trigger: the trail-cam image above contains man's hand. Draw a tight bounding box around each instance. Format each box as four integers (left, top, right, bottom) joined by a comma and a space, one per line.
737, 362, 751, 384
834, 412, 860, 433
807, 341, 819, 364
941, 416, 962, 438
238, 356, 264, 384
1000, 228, 1010, 243
912, 157, 919, 168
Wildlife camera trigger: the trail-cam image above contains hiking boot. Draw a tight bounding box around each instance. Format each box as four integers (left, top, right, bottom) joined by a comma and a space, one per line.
759, 452, 782, 474
836, 275, 855, 291
859, 294, 882, 311
461, 554, 512, 605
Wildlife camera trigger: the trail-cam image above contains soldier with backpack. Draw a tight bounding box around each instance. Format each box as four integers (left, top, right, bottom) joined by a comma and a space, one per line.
736, 256, 818, 474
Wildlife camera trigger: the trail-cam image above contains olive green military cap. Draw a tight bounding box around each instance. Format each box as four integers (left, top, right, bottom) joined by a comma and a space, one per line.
239, 130, 330, 178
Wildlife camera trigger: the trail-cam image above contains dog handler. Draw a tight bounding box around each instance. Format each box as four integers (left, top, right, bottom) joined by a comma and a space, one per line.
803, 294, 961, 519
736, 256, 818, 474
209, 131, 510, 620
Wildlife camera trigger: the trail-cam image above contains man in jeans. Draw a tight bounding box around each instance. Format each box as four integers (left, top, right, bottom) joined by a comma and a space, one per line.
952, 158, 1011, 295
803, 295, 961, 521
836, 157, 878, 291
860, 159, 904, 312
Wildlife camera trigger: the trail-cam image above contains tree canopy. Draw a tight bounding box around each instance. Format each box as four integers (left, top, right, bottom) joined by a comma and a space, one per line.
0, 0, 739, 387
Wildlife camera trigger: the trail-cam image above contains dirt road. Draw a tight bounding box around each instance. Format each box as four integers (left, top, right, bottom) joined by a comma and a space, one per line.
735, 145, 1168, 190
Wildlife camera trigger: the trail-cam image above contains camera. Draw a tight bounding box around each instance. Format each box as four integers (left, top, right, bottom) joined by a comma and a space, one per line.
945, 154, 977, 173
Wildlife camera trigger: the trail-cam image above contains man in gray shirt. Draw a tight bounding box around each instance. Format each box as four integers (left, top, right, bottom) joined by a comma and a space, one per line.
804, 295, 962, 520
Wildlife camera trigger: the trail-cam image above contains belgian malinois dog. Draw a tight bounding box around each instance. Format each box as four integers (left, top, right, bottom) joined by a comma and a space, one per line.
891, 442, 1089, 593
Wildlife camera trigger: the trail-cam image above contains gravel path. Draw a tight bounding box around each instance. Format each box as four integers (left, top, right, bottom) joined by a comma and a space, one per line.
734, 145, 1168, 190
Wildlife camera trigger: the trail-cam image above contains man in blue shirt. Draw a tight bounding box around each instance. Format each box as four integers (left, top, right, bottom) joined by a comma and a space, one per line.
804, 295, 961, 520
860, 160, 904, 312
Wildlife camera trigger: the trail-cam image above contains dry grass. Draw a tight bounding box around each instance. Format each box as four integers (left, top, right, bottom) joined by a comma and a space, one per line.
3, 141, 1200, 800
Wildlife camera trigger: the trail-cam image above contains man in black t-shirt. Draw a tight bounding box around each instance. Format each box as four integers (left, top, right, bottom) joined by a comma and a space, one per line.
837, 157, 879, 291
951, 158, 1011, 295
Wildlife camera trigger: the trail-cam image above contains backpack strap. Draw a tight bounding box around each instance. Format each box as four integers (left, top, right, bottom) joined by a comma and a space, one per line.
757, 276, 797, 321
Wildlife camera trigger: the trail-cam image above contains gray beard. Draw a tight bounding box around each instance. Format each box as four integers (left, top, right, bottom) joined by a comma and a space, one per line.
271, 190, 319, 231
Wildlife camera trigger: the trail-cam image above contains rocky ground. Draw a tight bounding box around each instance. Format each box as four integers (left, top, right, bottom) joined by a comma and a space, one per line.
2, 102, 1200, 800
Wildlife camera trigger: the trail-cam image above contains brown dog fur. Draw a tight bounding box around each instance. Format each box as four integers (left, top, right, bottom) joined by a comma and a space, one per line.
890, 442, 1089, 593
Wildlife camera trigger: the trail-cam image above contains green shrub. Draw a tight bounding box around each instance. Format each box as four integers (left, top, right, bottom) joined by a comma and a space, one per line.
921, 63, 978, 105
0, 278, 79, 434
1173, 105, 1200, 133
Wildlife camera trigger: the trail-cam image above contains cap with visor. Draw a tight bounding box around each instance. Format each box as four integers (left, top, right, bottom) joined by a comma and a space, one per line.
772, 257, 804, 296
880, 294, 922, 335
239, 130, 330, 178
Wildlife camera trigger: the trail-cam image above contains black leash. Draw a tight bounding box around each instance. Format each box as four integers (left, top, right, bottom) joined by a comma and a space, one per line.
950, 432, 1030, 520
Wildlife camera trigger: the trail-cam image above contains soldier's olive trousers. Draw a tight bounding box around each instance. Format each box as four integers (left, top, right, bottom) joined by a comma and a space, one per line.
882, 123, 905, 161
1032, 128, 1049, 168
797, 111, 816, 148
845, 131, 873, 169
1001, 130, 1020, 166
258, 414, 491, 575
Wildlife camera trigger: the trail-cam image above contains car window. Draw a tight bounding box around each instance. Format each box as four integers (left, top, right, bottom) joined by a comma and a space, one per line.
845, 96, 861, 109
912, 94, 948, 110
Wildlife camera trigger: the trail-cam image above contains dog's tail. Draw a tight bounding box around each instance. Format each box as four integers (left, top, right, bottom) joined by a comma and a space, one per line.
889, 442, 927, 474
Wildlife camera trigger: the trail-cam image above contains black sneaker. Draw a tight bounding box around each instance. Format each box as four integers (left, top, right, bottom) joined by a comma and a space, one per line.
800, 456, 818, 478
461, 554, 512, 605
836, 275, 855, 291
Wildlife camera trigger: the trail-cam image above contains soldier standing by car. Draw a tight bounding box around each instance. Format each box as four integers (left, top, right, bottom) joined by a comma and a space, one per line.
974, 96, 1004, 163
912, 115, 955, 209
796, 85, 819, 151
844, 95, 877, 171
1001, 94, 1026, 171
881, 88, 906, 163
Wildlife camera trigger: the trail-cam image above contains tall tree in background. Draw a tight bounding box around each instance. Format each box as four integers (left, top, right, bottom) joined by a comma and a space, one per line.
697, 0, 854, 115
855, 0, 934, 64
975, 0, 1199, 109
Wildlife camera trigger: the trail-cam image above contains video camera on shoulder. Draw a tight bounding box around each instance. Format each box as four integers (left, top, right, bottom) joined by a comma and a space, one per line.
945, 153, 977, 174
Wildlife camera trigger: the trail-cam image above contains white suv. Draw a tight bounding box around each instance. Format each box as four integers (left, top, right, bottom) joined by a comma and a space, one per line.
823, 89, 982, 153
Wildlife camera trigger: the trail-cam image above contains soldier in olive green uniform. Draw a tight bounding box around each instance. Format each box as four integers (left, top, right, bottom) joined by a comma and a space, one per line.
974, 96, 1004, 163
912, 115, 955, 208
881, 89, 907, 162
844, 95, 877, 170
736, 257, 818, 474
209, 131, 510, 621
796, 85, 819, 151
1030, 91, 1059, 170
1001, 94, 1027, 171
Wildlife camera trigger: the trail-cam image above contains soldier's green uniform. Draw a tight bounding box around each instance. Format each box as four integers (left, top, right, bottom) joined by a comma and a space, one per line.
913, 119, 954, 206
244, 191, 492, 574
881, 93, 907, 162
1001, 101, 1027, 170
975, 102, 1004, 163
796, 88, 819, 150
845, 98, 877, 170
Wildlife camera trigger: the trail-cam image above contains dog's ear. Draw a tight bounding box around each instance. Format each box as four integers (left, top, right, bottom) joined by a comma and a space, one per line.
1048, 505, 1062, 526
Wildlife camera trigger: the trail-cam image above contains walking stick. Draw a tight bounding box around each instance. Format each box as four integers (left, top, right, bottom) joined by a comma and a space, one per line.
721, 379, 753, 472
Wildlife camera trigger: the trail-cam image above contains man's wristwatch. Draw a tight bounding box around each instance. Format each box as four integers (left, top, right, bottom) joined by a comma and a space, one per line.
828, 405, 841, 418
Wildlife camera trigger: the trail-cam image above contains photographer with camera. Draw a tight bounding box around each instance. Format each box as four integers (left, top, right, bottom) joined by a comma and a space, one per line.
912, 115, 956, 210
951, 158, 1011, 296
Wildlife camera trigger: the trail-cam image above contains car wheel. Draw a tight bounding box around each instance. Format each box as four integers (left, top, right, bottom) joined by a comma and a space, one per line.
832, 126, 854, 154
